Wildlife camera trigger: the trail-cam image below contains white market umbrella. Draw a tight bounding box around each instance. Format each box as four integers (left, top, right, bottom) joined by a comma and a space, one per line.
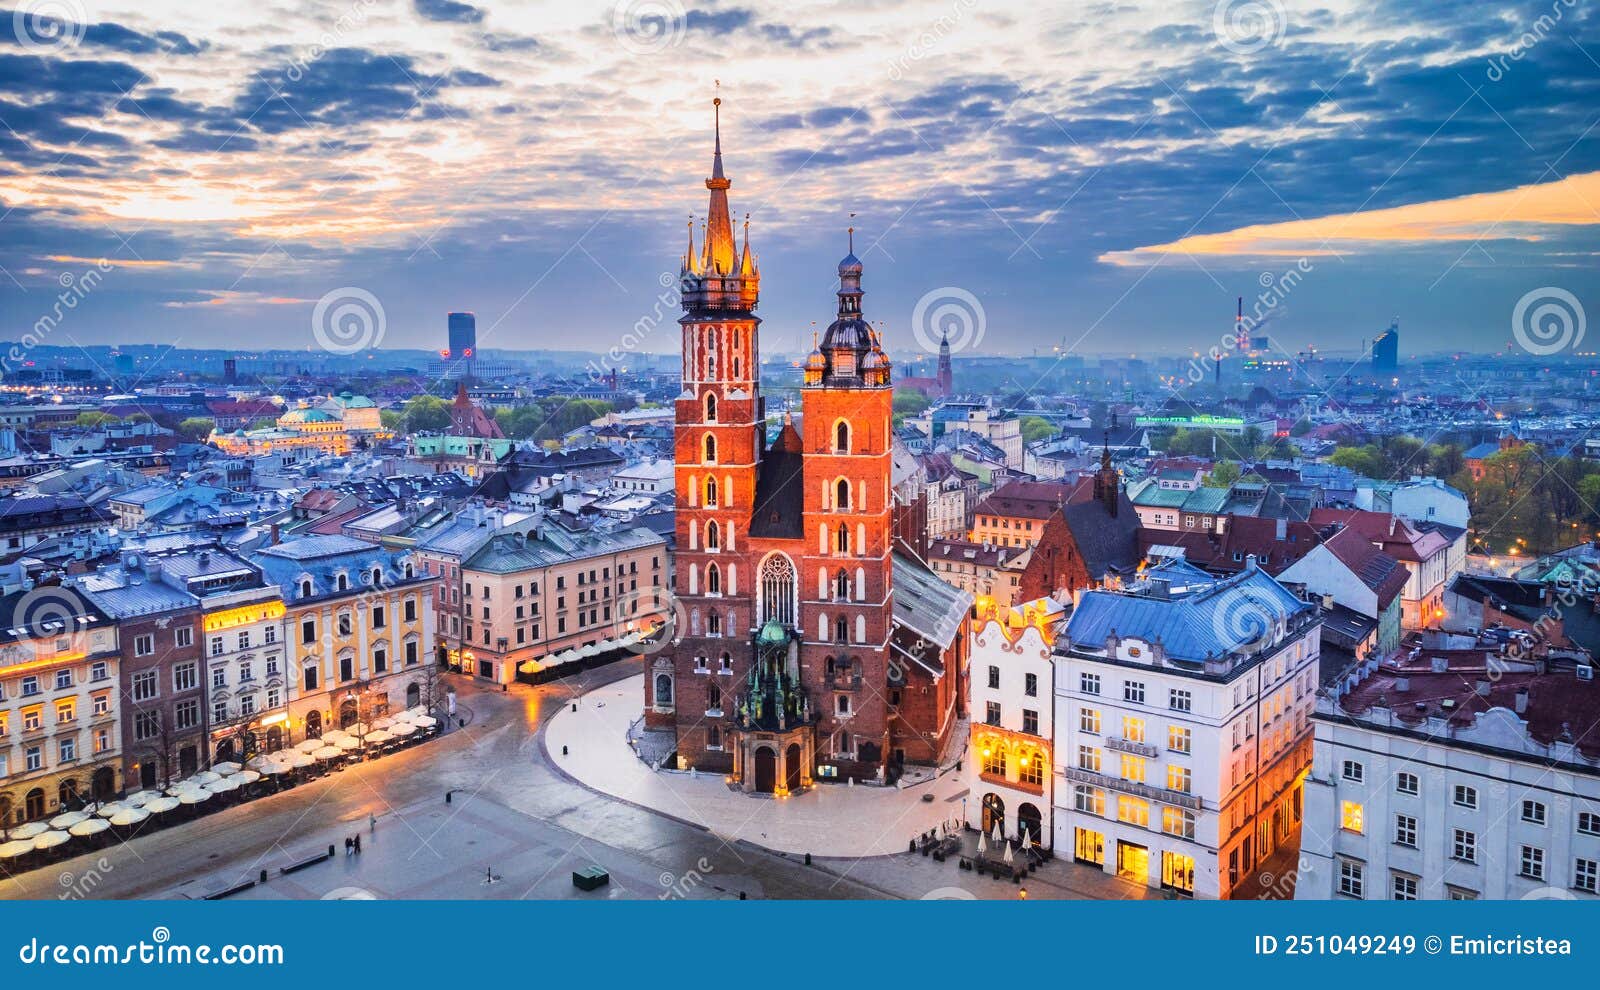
406, 705, 427, 718
234, 769, 262, 784
296, 739, 324, 753
412, 715, 438, 728
365, 729, 393, 745
176, 789, 211, 806
204, 777, 240, 794
165, 784, 197, 797
143, 797, 180, 814
68, 818, 109, 838
976, 832, 988, 855
187, 771, 221, 787
109, 807, 150, 827
211, 762, 242, 776
10, 822, 48, 839
260, 761, 292, 777
49, 811, 89, 830
31, 831, 68, 851
312, 746, 343, 761
284, 752, 315, 769
94, 803, 127, 820
347, 722, 371, 737
334, 736, 361, 751
991, 823, 1003, 845
391, 710, 417, 723
0, 839, 33, 858
123, 790, 161, 808
246, 755, 275, 769
390, 721, 418, 737
1002, 842, 1015, 864
372, 717, 395, 731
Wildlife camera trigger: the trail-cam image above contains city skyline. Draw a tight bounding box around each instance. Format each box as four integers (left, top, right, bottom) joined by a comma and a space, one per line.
1, 1, 1597, 361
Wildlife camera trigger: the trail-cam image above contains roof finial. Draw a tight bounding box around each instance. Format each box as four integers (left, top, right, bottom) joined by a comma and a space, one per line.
848, 212, 856, 254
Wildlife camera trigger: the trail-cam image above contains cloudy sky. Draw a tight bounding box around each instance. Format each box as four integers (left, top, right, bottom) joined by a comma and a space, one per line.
0, 0, 1596, 364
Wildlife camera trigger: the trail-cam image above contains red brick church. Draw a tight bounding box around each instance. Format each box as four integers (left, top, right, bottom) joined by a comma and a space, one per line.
643, 100, 971, 793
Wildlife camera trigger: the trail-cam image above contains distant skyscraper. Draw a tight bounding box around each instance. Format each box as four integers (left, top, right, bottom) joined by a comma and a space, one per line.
936, 329, 954, 395
1372, 319, 1399, 377
223, 358, 237, 385
447, 312, 476, 378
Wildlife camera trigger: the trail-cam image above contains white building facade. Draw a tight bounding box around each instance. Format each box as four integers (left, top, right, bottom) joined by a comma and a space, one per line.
1299, 654, 1600, 900
1053, 559, 1320, 898
965, 598, 1063, 847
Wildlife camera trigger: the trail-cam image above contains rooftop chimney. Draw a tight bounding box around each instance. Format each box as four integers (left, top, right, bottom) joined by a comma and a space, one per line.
1514, 686, 1529, 714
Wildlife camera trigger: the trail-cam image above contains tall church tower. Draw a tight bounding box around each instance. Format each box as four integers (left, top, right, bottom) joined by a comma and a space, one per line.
646, 97, 763, 740
799, 230, 896, 771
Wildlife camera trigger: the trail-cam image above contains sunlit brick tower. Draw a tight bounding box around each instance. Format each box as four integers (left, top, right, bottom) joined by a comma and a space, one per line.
797, 230, 896, 780
646, 98, 960, 795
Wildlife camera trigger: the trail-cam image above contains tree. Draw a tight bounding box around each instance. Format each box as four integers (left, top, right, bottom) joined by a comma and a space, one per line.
177, 417, 216, 441
397, 395, 450, 433
1020, 416, 1055, 444
74, 411, 118, 428
1328, 445, 1385, 479
893, 389, 931, 419
1203, 461, 1241, 487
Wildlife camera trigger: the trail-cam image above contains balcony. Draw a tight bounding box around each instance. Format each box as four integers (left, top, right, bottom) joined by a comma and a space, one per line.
1061, 766, 1203, 811
825, 672, 863, 691
1105, 736, 1160, 759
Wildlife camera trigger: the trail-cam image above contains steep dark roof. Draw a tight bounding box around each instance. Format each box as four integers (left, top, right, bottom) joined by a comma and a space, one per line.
1060, 491, 1141, 579
1323, 526, 1410, 607
749, 448, 804, 540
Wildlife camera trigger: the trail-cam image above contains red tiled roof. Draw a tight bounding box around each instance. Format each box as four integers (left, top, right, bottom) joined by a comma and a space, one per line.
1322, 525, 1410, 607
975, 478, 1092, 520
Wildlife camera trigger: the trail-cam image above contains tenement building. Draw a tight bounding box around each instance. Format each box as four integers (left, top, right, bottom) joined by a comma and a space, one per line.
644, 100, 970, 792
1298, 648, 1600, 900
1054, 557, 1320, 897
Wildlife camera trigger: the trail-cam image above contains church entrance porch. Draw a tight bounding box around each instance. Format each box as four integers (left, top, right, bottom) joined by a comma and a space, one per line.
730, 726, 814, 797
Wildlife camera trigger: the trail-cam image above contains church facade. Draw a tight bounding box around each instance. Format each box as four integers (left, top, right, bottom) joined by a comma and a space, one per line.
643, 101, 971, 793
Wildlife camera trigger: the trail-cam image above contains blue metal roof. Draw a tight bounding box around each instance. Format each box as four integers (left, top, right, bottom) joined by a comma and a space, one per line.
1066, 562, 1311, 663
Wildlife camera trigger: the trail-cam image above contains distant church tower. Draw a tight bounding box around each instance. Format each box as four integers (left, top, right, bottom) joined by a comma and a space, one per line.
936, 329, 954, 396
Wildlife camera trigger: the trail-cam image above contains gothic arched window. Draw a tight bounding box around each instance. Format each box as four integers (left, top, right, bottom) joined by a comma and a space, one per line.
836, 478, 851, 510
835, 523, 850, 555
835, 420, 851, 453
703, 434, 717, 464
704, 476, 718, 507
654, 672, 674, 707
706, 521, 720, 550
706, 563, 721, 595
705, 393, 717, 422
759, 553, 797, 628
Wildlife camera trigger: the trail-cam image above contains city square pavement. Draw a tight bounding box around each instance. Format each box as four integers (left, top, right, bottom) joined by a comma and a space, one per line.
0, 661, 1147, 901
547, 673, 971, 858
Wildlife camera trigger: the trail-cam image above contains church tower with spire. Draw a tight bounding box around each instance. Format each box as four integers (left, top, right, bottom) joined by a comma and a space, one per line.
647, 96, 969, 795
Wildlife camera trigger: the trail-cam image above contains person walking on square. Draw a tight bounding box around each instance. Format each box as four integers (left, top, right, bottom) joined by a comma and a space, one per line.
369, 813, 376, 833
344, 837, 353, 856
354, 834, 362, 854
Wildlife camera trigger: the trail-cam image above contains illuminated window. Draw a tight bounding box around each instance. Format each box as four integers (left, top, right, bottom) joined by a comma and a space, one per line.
1161, 807, 1195, 839
1168, 725, 1191, 754
1019, 751, 1043, 787
1122, 716, 1145, 743
1167, 765, 1191, 794
1120, 754, 1146, 784
981, 745, 1006, 778
1116, 796, 1148, 827
1341, 801, 1365, 834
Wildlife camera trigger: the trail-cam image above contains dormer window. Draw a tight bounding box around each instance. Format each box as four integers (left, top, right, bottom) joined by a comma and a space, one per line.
299, 579, 313, 599
371, 567, 382, 585
336, 573, 348, 592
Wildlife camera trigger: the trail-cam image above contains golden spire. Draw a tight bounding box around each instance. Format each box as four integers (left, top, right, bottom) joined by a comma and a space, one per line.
684, 216, 700, 274
739, 213, 755, 276
702, 89, 736, 274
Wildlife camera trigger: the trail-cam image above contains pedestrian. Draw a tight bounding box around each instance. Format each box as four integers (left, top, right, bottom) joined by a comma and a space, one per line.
344, 837, 353, 856
369, 813, 376, 832
354, 834, 362, 854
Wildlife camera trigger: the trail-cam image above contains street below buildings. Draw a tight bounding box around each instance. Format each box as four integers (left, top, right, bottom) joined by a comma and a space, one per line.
1, 659, 1148, 901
